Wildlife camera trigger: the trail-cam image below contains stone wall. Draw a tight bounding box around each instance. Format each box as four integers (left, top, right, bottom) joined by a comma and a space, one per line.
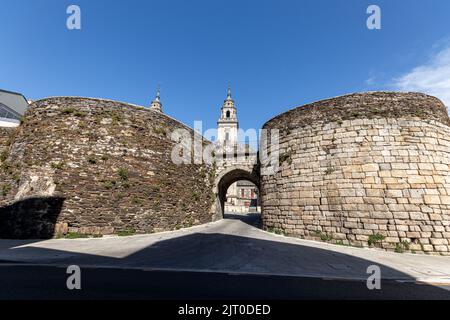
0, 128, 14, 162
0, 97, 216, 239
261, 92, 450, 255
0, 127, 15, 190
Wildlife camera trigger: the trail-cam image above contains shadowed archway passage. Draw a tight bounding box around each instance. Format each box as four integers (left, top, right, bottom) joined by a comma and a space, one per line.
216, 166, 260, 218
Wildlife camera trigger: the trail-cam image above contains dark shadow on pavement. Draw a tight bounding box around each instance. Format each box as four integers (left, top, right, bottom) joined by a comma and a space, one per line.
224, 212, 262, 228
1, 232, 450, 299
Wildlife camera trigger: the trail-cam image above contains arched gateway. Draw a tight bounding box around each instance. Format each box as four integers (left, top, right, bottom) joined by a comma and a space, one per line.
211, 87, 261, 219
213, 164, 260, 219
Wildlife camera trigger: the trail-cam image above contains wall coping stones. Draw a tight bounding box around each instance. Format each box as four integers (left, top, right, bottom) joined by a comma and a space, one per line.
30, 96, 199, 138
263, 92, 450, 130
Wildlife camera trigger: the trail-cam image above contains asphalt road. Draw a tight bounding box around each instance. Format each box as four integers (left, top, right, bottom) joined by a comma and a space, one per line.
2, 214, 450, 283
1, 213, 450, 300
0, 264, 449, 300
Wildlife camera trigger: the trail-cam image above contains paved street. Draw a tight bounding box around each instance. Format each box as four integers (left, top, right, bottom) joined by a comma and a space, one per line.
1, 213, 450, 283
0, 213, 450, 300
0, 265, 449, 300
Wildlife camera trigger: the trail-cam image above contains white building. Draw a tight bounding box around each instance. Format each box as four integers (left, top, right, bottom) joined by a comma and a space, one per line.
0, 89, 29, 128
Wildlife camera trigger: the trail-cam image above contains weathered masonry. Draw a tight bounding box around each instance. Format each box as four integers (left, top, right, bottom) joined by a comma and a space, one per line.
261, 92, 450, 255
1, 91, 450, 255
0, 97, 216, 238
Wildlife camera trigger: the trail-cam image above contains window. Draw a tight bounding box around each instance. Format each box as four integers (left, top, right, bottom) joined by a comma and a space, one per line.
0, 104, 20, 120
225, 132, 229, 141
226, 110, 230, 118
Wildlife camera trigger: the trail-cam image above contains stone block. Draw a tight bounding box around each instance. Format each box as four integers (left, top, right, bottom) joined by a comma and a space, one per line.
434, 245, 449, 252
424, 195, 441, 205
362, 164, 379, 172
430, 238, 449, 245
385, 190, 402, 198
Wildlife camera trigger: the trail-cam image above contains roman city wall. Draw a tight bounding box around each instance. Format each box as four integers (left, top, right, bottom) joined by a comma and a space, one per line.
0, 97, 216, 238
261, 92, 450, 254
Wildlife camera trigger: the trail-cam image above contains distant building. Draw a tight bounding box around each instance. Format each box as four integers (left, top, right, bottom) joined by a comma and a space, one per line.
226, 180, 260, 213
0, 89, 29, 127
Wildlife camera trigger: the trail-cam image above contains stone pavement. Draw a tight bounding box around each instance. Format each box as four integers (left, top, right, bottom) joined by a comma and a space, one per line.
0, 214, 449, 284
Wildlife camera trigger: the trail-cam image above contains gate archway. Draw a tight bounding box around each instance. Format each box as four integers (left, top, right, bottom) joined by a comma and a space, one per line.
213, 165, 260, 218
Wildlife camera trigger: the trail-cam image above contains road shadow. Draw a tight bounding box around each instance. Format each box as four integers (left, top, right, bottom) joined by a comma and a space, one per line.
1, 231, 450, 299
0, 197, 65, 239
224, 212, 262, 228
1, 265, 450, 300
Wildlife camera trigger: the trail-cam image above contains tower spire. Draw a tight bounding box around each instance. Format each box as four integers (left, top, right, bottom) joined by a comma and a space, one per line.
217, 85, 238, 146
227, 85, 232, 100
150, 85, 163, 113
155, 85, 161, 102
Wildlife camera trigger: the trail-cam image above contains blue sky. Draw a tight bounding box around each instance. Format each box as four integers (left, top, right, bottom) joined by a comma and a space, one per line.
1, 0, 450, 133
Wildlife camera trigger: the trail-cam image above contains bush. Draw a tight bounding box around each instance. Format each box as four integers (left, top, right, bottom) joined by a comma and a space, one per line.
63, 232, 102, 239
62, 108, 86, 117
112, 113, 122, 124
51, 162, 64, 170
12, 174, 20, 183
368, 233, 385, 247
320, 233, 333, 242
1, 162, 12, 174
395, 241, 410, 253
62, 108, 75, 115
87, 155, 97, 164
132, 197, 142, 205
73, 111, 87, 117
1, 185, 11, 196
117, 229, 136, 237
104, 180, 116, 190
118, 168, 129, 181
0, 151, 7, 162
192, 192, 200, 201
152, 126, 166, 136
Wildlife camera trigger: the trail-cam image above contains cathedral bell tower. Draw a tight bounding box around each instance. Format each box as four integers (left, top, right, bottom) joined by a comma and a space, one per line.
149, 87, 163, 113
217, 87, 238, 146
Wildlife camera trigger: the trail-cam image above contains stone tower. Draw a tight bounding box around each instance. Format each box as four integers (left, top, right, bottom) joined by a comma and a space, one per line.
149, 87, 163, 113
217, 87, 238, 146
217, 87, 240, 208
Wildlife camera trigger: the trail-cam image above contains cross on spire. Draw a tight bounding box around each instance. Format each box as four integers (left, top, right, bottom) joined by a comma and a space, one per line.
155, 85, 161, 102
227, 85, 232, 100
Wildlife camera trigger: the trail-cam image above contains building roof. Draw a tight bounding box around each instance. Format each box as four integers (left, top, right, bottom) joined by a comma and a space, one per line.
0, 89, 29, 116
236, 180, 257, 187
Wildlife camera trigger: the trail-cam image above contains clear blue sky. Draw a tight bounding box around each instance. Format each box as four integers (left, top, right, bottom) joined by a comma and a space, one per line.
1, 0, 450, 132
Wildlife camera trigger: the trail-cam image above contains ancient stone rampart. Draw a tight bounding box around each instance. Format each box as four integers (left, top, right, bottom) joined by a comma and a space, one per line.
261, 92, 450, 254
0, 97, 215, 238
0, 128, 14, 159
